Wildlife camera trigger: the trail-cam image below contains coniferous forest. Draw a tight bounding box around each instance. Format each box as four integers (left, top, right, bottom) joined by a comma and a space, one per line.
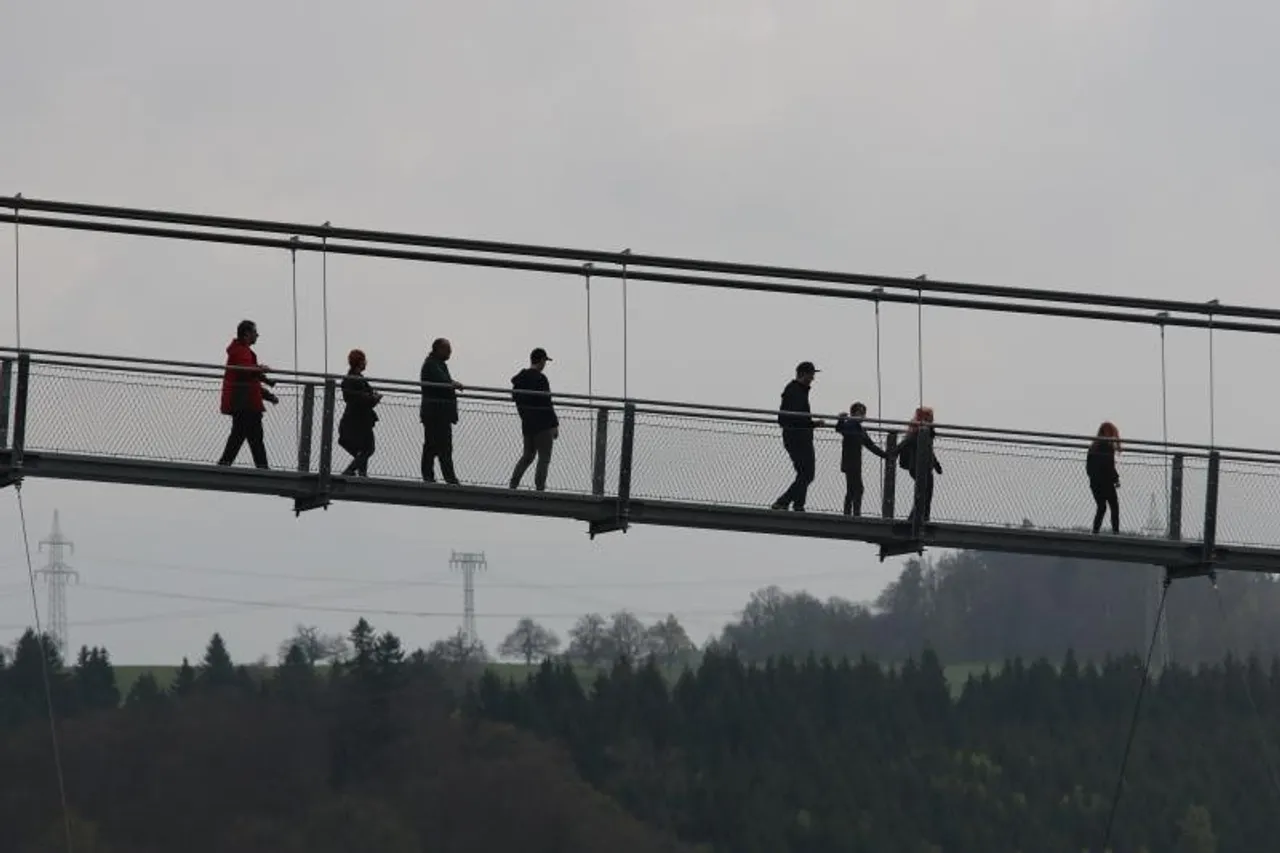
2, 549, 1278, 852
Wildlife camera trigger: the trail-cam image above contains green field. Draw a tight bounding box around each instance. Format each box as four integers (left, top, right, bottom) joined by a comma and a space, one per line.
113, 660, 1000, 702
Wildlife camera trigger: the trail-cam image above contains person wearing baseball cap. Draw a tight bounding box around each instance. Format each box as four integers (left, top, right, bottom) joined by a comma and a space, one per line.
771, 361, 822, 512
509, 347, 560, 491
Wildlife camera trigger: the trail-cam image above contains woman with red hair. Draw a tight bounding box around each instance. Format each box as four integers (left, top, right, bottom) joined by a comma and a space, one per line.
894, 406, 943, 525
1086, 421, 1121, 534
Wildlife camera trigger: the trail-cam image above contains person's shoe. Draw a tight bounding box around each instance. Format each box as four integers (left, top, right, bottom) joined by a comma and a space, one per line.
770, 501, 788, 511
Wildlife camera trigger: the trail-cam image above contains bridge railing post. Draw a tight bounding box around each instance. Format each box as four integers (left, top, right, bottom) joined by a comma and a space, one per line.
11, 354, 29, 473
1201, 450, 1220, 560
0, 357, 12, 450
881, 430, 898, 520
1168, 453, 1184, 541
617, 403, 635, 525
591, 407, 609, 496
296, 383, 316, 473
317, 379, 336, 495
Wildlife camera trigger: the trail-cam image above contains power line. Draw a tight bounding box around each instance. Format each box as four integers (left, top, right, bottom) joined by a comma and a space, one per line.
56, 580, 740, 621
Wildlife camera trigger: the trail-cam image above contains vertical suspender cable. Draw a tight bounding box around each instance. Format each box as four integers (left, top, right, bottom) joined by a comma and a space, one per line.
321, 223, 331, 377
584, 264, 594, 403
621, 249, 630, 400
12, 193, 20, 349
1158, 314, 1170, 508
1208, 300, 1218, 448
915, 276, 926, 408
1157, 314, 1171, 670
11, 198, 74, 853
873, 290, 883, 418
289, 237, 301, 443
583, 263, 596, 477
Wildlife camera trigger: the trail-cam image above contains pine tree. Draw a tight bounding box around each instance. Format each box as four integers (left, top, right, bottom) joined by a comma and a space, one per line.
125, 672, 166, 708
196, 633, 236, 690
171, 657, 195, 698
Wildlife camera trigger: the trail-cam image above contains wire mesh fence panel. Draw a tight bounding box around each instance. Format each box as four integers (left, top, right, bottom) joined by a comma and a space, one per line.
327, 388, 613, 495
1216, 457, 1280, 548
902, 436, 1176, 536
628, 412, 883, 514
1176, 455, 1209, 543
23, 363, 308, 469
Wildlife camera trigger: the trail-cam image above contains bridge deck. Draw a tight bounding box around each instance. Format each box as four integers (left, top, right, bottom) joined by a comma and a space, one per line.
3, 350, 1280, 574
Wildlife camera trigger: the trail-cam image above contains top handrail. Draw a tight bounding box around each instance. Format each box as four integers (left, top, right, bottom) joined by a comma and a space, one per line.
6, 345, 1278, 461
4, 194, 1280, 322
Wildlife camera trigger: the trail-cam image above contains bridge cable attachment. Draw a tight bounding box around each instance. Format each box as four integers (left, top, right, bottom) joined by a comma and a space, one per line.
11, 192, 21, 350
290, 236, 301, 445
1210, 578, 1280, 804
620, 248, 630, 401
1099, 574, 1170, 853
13, 481, 74, 853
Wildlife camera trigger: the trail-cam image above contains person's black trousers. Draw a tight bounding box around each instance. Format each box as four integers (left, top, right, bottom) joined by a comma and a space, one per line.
422, 420, 458, 484
906, 470, 935, 525
1090, 479, 1119, 533
775, 432, 816, 510
217, 410, 268, 469
843, 470, 865, 516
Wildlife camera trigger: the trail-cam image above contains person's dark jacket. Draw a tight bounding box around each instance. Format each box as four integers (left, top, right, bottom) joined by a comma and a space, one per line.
420, 355, 457, 425
836, 416, 886, 473
340, 373, 380, 430
1086, 440, 1119, 486
511, 368, 559, 437
778, 380, 816, 435
897, 428, 942, 477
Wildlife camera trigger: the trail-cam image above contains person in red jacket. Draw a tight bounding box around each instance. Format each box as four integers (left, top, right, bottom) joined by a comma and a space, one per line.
216, 319, 278, 468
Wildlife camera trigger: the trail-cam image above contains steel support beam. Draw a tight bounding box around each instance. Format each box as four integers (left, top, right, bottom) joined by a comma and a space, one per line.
295, 379, 335, 514
6, 448, 1280, 576
881, 431, 898, 521
590, 403, 634, 538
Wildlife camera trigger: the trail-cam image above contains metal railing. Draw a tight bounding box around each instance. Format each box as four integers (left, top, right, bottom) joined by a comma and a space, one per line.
1, 350, 1277, 553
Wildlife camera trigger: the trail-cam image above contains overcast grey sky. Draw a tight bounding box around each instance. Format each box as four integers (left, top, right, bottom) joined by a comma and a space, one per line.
1, 1, 1278, 664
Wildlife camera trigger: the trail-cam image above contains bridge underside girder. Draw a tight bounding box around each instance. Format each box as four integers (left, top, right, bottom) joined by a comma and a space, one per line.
2, 450, 1275, 576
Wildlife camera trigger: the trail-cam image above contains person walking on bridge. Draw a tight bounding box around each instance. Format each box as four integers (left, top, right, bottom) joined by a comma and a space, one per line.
420, 337, 463, 484
509, 347, 560, 491
216, 319, 278, 469
894, 406, 942, 526
771, 361, 822, 512
836, 401, 886, 516
1087, 421, 1121, 534
338, 348, 381, 477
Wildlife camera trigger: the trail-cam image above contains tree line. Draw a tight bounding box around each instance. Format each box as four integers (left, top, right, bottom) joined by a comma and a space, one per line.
1, 618, 1268, 851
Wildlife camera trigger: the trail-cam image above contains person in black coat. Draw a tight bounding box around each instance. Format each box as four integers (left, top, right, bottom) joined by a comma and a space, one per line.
420, 337, 463, 484
337, 348, 381, 477
1086, 420, 1121, 534
771, 361, 822, 512
509, 347, 560, 491
835, 401, 886, 516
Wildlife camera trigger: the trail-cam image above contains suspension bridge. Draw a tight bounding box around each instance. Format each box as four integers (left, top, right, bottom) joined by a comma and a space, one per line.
4, 196, 1280, 579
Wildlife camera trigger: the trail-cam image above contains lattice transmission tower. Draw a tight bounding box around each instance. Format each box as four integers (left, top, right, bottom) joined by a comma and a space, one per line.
450, 551, 487, 645
36, 510, 78, 654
